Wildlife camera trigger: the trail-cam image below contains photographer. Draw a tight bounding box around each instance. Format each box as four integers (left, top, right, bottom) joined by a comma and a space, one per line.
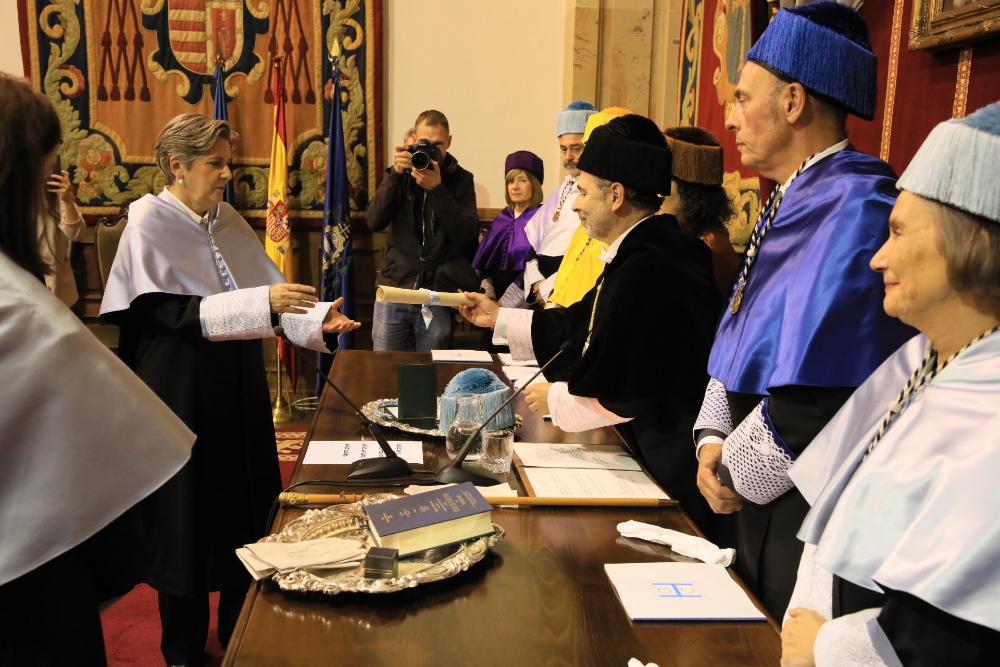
367, 109, 478, 350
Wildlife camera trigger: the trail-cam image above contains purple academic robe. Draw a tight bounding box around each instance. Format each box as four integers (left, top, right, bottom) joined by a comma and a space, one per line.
472, 205, 538, 296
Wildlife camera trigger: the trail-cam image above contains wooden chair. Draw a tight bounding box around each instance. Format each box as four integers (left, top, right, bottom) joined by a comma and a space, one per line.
96, 213, 127, 289
91, 214, 128, 350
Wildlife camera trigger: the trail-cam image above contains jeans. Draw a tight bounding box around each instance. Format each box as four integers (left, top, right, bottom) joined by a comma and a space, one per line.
371, 301, 453, 351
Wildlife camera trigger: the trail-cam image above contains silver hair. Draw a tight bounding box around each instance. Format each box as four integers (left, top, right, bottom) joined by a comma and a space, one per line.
154, 113, 238, 185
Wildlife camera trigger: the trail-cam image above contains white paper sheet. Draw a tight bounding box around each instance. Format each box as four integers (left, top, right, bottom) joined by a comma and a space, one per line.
302, 440, 425, 465
501, 365, 545, 389
498, 352, 538, 367
513, 442, 642, 471
604, 562, 766, 621
431, 349, 493, 363
521, 467, 669, 500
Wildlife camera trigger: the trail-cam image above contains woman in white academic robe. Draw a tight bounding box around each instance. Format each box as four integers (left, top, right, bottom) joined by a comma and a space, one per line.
99, 113, 359, 665
0, 75, 195, 666
780, 103, 1000, 666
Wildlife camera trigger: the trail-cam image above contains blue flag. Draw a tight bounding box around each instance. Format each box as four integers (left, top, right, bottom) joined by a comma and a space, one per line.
318, 63, 353, 388
212, 62, 235, 205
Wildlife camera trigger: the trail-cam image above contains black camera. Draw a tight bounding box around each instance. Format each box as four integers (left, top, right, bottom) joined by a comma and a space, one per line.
406, 139, 442, 171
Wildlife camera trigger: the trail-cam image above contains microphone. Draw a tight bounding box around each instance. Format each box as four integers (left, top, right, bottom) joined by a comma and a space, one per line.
273, 325, 415, 480
434, 340, 576, 486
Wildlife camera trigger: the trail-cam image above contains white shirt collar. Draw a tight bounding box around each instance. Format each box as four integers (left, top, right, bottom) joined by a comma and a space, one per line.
159, 187, 213, 228
597, 214, 654, 264
778, 138, 849, 193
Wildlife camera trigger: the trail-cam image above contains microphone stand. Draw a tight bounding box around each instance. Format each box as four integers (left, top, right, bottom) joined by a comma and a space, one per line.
434, 344, 572, 486
274, 325, 415, 480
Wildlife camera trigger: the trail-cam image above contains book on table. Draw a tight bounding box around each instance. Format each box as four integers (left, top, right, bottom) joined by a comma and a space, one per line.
364, 482, 494, 556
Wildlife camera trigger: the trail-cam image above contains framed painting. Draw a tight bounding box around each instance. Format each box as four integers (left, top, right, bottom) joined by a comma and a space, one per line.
910, 0, 1000, 51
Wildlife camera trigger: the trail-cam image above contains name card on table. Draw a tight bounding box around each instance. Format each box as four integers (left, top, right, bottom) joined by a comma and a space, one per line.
431, 349, 493, 363
303, 440, 425, 465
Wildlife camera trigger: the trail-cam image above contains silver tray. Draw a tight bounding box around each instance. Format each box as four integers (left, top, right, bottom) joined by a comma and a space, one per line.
361, 398, 522, 439
265, 493, 505, 594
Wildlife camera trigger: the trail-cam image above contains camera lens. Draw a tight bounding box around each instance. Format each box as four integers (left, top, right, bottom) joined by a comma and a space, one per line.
411, 151, 431, 170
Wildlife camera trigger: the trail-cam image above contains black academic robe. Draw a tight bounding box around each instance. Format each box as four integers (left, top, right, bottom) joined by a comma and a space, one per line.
710, 387, 853, 619
106, 293, 281, 598
0, 508, 142, 666
530, 215, 728, 538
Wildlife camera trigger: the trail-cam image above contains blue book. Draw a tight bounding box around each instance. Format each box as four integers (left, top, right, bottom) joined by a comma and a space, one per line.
365, 482, 494, 556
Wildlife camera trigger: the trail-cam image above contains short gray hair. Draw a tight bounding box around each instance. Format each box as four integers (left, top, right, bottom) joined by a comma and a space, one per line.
933, 199, 1000, 304
154, 113, 238, 185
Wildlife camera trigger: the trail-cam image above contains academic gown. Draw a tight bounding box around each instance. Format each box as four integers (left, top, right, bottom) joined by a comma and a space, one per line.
0, 249, 193, 666
99, 192, 304, 600
106, 295, 280, 597
788, 333, 1000, 664
530, 215, 726, 536
473, 205, 538, 299
698, 150, 916, 618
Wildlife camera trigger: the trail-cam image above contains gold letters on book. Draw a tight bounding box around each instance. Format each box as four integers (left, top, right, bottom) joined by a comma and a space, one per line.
910, 0, 1000, 51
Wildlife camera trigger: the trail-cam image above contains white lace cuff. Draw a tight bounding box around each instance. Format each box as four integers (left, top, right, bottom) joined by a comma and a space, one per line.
548, 382, 632, 432
693, 378, 733, 441
784, 543, 833, 625
495, 307, 535, 360
814, 609, 902, 667
721, 399, 795, 505
279, 302, 333, 353
200, 286, 274, 341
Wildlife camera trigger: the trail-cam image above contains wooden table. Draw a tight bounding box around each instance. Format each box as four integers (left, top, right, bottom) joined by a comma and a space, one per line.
224, 351, 781, 667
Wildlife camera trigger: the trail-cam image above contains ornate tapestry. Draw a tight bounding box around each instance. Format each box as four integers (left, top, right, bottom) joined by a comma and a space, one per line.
677, 0, 761, 250
18, 0, 383, 221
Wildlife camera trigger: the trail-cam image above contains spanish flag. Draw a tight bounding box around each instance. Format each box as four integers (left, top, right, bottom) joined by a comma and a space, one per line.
266, 59, 296, 386
266, 60, 291, 278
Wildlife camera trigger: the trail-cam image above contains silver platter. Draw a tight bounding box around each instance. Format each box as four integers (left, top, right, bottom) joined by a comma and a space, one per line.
362, 398, 446, 437
265, 493, 505, 594
361, 398, 522, 439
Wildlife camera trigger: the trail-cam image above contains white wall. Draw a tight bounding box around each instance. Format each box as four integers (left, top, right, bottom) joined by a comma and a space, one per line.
0, 2, 24, 75
385, 0, 573, 208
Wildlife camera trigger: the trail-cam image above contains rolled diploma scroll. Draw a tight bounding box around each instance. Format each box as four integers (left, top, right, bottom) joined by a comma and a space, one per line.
375, 285, 473, 308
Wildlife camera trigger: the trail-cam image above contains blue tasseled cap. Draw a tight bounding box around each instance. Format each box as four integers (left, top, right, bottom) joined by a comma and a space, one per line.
439, 369, 515, 432
746, 2, 877, 120
898, 101, 1000, 224
557, 100, 596, 137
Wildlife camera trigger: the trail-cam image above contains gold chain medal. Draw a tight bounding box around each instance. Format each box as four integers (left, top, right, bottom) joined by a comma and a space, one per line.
729, 286, 744, 315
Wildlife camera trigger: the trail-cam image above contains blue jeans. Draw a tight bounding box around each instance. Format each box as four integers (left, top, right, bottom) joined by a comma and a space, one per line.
371, 301, 453, 351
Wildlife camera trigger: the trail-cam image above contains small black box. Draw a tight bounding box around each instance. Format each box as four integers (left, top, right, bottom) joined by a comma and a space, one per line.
364, 547, 399, 579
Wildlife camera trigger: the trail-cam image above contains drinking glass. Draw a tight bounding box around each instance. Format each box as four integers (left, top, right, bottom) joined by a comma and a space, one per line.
445, 394, 484, 461
480, 429, 514, 474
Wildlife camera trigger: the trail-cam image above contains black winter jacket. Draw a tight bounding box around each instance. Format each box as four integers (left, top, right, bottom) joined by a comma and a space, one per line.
365, 153, 478, 291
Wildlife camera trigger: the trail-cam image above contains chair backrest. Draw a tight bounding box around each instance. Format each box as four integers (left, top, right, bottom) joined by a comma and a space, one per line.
96, 214, 127, 289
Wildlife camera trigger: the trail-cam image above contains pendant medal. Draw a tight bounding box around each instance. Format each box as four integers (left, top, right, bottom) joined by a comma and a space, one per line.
730, 287, 744, 314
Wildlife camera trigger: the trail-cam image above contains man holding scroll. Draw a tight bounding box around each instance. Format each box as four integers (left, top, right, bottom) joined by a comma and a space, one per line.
367, 109, 479, 351
459, 115, 724, 538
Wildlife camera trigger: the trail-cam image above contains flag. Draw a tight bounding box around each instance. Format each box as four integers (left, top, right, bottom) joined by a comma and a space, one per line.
265, 59, 296, 388
212, 62, 234, 205
318, 60, 354, 389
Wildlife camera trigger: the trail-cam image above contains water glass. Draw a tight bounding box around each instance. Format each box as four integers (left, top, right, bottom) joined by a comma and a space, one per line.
480, 429, 514, 474
445, 394, 484, 461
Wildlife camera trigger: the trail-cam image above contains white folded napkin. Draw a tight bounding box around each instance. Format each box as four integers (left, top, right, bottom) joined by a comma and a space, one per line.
627, 659, 659, 667
236, 537, 366, 581
616, 520, 736, 567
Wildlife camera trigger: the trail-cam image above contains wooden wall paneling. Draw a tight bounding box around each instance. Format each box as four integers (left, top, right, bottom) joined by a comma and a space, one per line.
573, 0, 603, 104
598, 0, 655, 114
